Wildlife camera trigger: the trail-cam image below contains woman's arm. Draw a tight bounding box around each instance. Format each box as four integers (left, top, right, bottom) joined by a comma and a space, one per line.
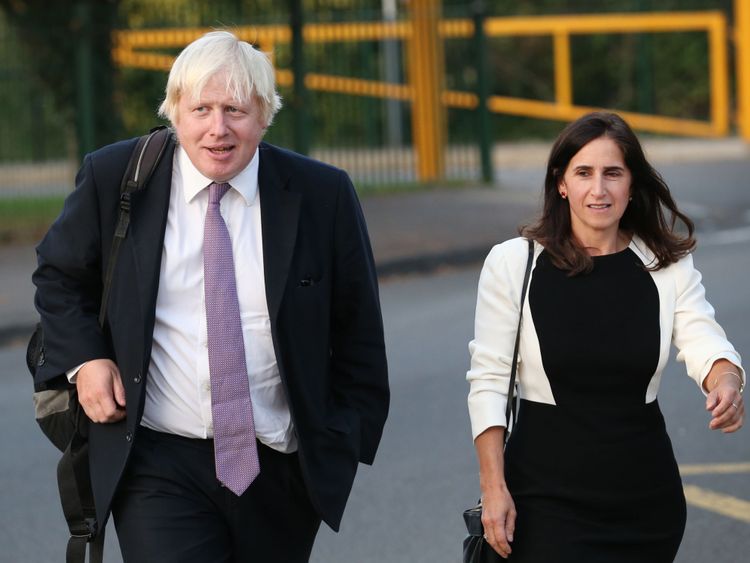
467, 241, 530, 437
468, 240, 531, 558
670, 253, 744, 432
474, 426, 516, 559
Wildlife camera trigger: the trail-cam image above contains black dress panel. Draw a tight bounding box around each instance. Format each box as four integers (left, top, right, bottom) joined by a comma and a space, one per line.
504, 249, 686, 563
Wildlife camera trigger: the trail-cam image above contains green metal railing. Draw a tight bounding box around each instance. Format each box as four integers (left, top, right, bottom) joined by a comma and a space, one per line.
0, 0, 743, 196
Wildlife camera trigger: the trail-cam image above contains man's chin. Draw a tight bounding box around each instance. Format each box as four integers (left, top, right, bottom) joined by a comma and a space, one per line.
198, 164, 237, 183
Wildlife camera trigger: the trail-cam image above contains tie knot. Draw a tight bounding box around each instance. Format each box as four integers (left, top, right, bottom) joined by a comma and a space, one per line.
209, 182, 231, 204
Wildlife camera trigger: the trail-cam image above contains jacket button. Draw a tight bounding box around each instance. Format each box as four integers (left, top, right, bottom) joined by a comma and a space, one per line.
125, 432, 133, 442
134, 373, 142, 384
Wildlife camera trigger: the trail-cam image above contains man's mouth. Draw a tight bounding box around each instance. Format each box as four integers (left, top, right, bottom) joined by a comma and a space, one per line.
207, 146, 233, 154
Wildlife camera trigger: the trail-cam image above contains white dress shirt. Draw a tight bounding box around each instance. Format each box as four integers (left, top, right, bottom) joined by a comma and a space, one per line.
139, 146, 296, 452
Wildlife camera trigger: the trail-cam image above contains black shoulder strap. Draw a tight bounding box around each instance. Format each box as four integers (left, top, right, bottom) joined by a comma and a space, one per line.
59, 412, 102, 563
98, 126, 171, 327
504, 238, 534, 446
60, 126, 171, 563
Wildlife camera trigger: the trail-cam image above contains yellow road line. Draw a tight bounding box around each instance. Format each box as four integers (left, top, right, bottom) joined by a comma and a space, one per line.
679, 462, 750, 476
683, 485, 750, 524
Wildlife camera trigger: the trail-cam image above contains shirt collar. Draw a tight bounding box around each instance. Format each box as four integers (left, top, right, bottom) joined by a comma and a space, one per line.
178, 146, 259, 206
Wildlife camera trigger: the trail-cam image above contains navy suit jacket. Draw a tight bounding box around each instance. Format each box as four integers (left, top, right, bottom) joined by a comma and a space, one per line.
32, 134, 389, 531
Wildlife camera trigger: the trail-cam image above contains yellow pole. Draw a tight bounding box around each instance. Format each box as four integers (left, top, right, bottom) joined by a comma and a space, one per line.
707, 14, 730, 136
553, 30, 572, 108
407, 0, 446, 182
737, 0, 750, 141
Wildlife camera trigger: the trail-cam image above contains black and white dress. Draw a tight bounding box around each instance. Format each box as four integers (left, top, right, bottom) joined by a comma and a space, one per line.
467, 237, 744, 563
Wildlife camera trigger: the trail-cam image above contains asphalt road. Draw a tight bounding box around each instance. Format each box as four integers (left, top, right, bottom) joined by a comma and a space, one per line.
1, 236, 747, 563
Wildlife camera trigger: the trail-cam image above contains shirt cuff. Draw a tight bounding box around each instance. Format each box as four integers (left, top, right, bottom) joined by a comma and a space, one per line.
66, 362, 87, 384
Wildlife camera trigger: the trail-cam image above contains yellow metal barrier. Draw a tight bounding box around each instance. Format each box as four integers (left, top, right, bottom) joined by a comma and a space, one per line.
737, 0, 750, 142
408, 0, 446, 182
113, 10, 734, 181
442, 12, 729, 137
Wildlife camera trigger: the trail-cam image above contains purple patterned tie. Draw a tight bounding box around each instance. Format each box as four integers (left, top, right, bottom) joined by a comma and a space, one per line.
204, 182, 259, 495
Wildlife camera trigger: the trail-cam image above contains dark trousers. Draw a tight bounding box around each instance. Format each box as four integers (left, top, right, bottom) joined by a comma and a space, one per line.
112, 427, 321, 563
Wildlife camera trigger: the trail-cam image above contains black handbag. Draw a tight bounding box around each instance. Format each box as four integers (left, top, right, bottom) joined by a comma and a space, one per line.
462, 238, 534, 563
463, 503, 504, 563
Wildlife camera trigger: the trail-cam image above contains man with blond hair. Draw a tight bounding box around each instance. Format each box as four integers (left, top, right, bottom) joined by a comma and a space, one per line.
33, 30, 389, 562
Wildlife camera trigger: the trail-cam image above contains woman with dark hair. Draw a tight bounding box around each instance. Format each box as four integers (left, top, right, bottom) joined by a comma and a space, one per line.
467, 111, 744, 562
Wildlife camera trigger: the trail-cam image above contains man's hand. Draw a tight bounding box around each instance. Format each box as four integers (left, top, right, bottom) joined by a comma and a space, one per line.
76, 359, 126, 423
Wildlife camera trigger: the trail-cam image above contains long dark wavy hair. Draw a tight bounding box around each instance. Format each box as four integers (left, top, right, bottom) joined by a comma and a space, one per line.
521, 111, 695, 274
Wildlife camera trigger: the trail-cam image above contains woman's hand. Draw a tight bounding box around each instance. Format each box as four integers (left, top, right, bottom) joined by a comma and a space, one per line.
706, 383, 744, 432
705, 366, 744, 433
481, 484, 516, 558
474, 426, 517, 558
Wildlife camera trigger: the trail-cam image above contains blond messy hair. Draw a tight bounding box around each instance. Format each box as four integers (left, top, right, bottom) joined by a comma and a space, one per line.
158, 30, 282, 127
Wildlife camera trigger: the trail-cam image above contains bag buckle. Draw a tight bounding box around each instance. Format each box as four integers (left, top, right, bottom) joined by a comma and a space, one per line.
70, 518, 98, 541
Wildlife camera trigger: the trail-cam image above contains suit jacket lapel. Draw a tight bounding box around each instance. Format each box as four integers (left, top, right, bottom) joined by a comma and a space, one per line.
258, 143, 301, 323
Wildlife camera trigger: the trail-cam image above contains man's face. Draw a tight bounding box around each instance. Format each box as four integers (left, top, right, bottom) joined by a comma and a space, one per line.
174, 72, 266, 182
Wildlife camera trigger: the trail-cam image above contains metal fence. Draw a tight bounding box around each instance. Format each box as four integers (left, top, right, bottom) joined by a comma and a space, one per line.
0, 0, 745, 197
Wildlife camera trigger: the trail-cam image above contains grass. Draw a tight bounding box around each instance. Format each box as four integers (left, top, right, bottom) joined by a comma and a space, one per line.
0, 196, 64, 244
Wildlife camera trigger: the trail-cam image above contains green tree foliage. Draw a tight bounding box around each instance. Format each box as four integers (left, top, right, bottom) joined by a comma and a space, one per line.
0, 0, 123, 153
0, 0, 738, 163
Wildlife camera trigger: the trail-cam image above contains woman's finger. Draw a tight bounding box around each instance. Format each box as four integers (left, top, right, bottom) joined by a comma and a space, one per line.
721, 404, 744, 433
488, 513, 512, 557
709, 392, 742, 428
506, 506, 517, 543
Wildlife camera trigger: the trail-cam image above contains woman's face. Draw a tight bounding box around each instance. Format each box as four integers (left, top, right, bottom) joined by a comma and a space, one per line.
558, 136, 632, 245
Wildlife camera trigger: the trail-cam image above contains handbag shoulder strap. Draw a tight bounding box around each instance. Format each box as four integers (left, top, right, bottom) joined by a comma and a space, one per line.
503, 238, 534, 444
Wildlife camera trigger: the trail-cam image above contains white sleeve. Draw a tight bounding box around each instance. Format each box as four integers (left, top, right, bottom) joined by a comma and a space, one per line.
467, 240, 528, 440
672, 253, 744, 392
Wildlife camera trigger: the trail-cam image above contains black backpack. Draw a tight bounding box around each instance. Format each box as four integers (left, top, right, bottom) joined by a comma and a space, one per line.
26, 126, 171, 563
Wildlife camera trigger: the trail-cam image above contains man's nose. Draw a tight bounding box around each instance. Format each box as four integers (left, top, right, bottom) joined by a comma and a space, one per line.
210, 112, 228, 135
